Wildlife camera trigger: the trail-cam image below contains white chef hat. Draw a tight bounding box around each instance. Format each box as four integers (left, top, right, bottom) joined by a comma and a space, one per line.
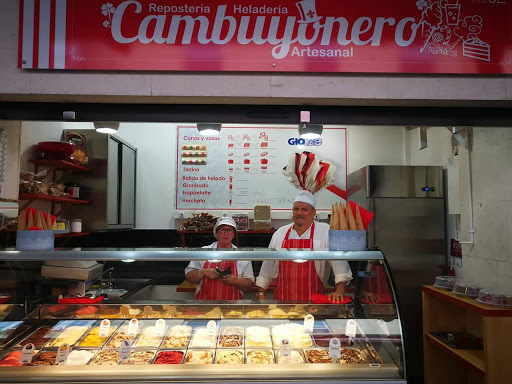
213, 217, 237, 239
293, 190, 316, 209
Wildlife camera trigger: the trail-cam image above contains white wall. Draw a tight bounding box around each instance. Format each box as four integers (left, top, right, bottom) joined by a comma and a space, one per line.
459, 129, 512, 290
18, 123, 405, 229
347, 125, 404, 173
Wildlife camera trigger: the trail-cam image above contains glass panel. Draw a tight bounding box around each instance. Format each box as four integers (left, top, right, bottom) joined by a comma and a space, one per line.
0, 249, 403, 382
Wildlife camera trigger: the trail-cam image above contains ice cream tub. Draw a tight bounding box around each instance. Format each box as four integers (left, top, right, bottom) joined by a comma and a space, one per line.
328, 230, 366, 251
16, 230, 54, 251
153, 350, 185, 365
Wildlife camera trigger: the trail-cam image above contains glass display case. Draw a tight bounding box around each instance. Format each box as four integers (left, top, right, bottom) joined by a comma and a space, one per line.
0, 248, 405, 383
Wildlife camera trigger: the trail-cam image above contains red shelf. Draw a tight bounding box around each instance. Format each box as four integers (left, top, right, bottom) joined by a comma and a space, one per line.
19, 194, 88, 205
55, 232, 90, 238
30, 159, 89, 171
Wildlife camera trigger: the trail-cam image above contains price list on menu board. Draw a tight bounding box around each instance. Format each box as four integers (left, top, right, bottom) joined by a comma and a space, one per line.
175, 126, 347, 211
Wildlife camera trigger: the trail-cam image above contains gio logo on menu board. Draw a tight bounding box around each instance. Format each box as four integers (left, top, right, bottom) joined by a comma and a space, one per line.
287, 138, 323, 146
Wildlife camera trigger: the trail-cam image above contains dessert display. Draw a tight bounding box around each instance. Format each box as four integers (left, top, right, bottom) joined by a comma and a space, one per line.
29, 351, 57, 366
246, 326, 271, 348
339, 349, 366, 364
18, 326, 53, 348
477, 288, 512, 306
218, 327, 243, 348
304, 349, 334, 364
246, 350, 273, 364
77, 326, 117, 348
90, 350, 120, 366
65, 350, 95, 365
0, 323, 30, 348
222, 309, 243, 319
185, 350, 214, 364
272, 323, 312, 348
105, 325, 139, 349
276, 351, 305, 364
162, 325, 191, 348
100, 307, 123, 319
47, 326, 89, 347
452, 281, 482, 298
245, 309, 267, 318
313, 334, 354, 348
134, 326, 165, 348
215, 350, 243, 364
196, 307, 221, 319
75, 306, 99, 318
268, 308, 288, 319
434, 276, 462, 290
189, 328, 216, 348
154, 351, 184, 365
0, 351, 23, 366
121, 350, 156, 365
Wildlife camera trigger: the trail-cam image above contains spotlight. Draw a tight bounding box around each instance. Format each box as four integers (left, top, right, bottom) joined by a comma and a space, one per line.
298, 123, 323, 139
197, 123, 221, 136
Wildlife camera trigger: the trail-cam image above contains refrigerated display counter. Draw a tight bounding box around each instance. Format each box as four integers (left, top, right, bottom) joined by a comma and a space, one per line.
0, 248, 405, 383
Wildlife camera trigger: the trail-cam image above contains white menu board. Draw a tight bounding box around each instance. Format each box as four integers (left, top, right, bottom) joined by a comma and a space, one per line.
175, 126, 347, 211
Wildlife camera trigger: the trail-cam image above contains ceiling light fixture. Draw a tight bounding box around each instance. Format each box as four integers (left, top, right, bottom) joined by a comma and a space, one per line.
94, 122, 120, 134
298, 123, 323, 139
197, 123, 221, 136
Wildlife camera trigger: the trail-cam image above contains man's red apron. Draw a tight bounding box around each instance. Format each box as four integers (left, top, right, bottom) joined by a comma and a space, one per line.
195, 258, 241, 300
274, 223, 324, 301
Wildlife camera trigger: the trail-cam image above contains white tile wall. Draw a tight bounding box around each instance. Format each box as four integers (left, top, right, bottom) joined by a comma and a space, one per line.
472, 128, 505, 151
0, 0, 18, 50
0, 49, 30, 94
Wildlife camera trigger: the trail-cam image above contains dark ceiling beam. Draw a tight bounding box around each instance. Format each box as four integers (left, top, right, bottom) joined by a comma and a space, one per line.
1, 102, 511, 126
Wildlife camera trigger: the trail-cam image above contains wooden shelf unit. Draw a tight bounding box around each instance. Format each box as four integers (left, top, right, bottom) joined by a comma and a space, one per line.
423, 285, 512, 384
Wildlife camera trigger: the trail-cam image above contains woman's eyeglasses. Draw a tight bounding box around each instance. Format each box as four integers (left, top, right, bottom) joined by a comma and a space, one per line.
218, 228, 234, 234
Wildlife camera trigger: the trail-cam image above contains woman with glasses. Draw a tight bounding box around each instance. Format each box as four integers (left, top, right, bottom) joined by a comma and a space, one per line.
185, 217, 255, 300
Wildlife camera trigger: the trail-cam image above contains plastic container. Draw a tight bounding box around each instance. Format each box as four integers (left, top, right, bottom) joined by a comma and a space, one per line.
434, 276, 462, 290
254, 220, 271, 230
232, 214, 249, 231
328, 230, 366, 251
476, 287, 512, 307
452, 281, 482, 298
71, 219, 82, 233
65, 183, 80, 198
16, 230, 54, 251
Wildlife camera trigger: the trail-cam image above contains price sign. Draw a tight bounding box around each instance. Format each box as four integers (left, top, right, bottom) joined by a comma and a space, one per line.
329, 338, 341, 359
98, 319, 111, 338
56, 343, 70, 365
303, 314, 314, 333
279, 338, 291, 357
127, 319, 139, 336
345, 319, 357, 338
119, 340, 132, 361
207, 321, 216, 339
155, 319, 166, 337
19, 343, 35, 364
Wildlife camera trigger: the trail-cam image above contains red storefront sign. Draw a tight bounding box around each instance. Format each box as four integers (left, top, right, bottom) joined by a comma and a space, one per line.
19, 0, 512, 73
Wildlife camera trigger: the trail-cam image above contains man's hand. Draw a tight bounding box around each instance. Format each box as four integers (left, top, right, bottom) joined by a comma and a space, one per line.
363, 292, 380, 303
201, 268, 219, 280
328, 291, 345, 303
221, 274, 239, 286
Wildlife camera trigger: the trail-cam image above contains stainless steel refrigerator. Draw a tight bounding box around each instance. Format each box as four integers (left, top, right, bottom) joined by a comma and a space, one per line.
348, 165, 446, 384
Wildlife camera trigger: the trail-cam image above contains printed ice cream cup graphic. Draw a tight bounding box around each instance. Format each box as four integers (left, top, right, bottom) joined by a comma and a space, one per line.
244, 143, 250, 149
296, 0, 322, 24
229, 168, 234, 172
244, 159, 251, 164
244, 167, 250, 173
228, 159, 234, 164
261, 166, 268, 173
261, 159, 269, 165
261, 142, 268, 149
228, 143, 234, 148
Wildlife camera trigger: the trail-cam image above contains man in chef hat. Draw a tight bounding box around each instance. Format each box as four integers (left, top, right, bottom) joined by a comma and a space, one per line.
255, 190, 352, 302
185, 217, 255, 300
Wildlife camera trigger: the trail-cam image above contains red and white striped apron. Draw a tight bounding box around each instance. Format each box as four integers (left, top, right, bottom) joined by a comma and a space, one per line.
195, 260, 242, 300
274, 223, 324, 301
